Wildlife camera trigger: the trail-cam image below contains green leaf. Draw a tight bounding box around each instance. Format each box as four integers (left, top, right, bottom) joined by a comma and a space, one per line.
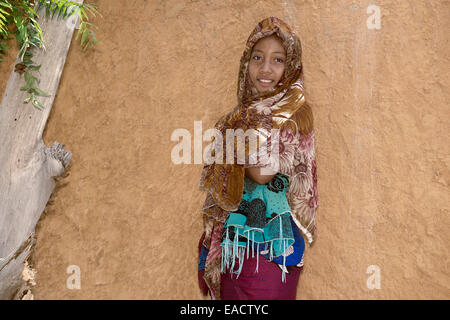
86, 4, 102, 18
81, 28, 89, 46
61, 4, 67, 18
33, 86, 50, 97
27, 64, 41, 71
75, 21, 85, 40
52, 3, 59, 18
80, 8, 89, 21
0, 2, 12, 10
20, 85, 31, 92
27, 6, 38, 18
45, 4, 50, 18
57, 1, 66, 18
32, 97, 44, 110
24, 71, 32, 85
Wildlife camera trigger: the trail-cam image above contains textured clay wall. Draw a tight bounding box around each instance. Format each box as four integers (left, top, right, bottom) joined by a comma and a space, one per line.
1, 0, 448, 299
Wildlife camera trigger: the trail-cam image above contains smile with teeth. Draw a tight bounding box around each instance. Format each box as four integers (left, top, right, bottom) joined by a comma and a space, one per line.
258, 78, 274, 86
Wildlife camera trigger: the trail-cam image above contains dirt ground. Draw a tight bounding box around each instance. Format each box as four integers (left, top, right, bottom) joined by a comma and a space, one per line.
0, 0, 449, 299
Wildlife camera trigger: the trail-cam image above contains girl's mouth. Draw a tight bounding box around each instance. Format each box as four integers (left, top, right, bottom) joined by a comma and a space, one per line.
257, 79, 274, 87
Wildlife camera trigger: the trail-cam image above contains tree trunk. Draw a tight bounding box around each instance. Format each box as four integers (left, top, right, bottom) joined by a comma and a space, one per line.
0, 0, 83, 299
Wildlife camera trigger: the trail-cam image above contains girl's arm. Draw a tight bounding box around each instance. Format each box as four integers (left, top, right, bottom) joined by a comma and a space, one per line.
245, 166, 277, 185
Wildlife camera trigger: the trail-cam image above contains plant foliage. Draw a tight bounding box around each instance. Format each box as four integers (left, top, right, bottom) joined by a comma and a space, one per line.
0, 0, 101, 110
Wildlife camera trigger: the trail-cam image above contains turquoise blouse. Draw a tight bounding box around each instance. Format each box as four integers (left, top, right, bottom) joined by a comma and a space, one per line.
219, 172, 305, 282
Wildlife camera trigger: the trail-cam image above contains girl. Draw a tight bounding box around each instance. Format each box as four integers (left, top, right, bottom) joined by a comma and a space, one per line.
198, 16, 318, 300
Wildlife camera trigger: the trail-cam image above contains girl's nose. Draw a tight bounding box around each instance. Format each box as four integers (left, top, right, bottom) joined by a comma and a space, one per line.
261, 59, 272, 73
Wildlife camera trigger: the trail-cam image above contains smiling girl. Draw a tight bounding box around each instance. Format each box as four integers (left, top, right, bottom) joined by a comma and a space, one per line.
198, 17, 319, 300
249, 34, 286, 93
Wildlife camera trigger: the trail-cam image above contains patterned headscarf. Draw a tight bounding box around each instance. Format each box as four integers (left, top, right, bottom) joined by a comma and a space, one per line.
198, 16, 318, 300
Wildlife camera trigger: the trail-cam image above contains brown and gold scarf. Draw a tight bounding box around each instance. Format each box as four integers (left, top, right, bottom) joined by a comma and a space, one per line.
198, 16, 318, 300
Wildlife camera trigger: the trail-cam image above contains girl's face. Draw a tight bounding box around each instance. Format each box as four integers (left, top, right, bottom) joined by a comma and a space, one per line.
248, 35, 286, 93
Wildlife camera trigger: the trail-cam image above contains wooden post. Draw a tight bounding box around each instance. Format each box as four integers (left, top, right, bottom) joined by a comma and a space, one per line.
0, 0, 83, 299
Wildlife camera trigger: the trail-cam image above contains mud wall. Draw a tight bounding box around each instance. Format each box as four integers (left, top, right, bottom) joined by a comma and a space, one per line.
0, 0, 448, 299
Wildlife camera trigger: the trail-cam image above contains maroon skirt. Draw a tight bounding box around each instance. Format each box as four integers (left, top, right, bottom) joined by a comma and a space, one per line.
220, 252, 303, 300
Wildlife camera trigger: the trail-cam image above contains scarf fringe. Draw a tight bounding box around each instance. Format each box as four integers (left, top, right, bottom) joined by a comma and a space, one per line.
221, 226, 290, 283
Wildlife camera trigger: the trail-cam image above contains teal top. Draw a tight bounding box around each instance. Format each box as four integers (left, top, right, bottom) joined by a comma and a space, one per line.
220, 172, 295, 282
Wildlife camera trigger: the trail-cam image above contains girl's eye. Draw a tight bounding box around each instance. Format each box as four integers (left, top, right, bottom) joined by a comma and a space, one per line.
251, 55, 284, 63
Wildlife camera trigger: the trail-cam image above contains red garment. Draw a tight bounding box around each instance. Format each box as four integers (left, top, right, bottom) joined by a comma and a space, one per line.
220, 253, 303, 300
